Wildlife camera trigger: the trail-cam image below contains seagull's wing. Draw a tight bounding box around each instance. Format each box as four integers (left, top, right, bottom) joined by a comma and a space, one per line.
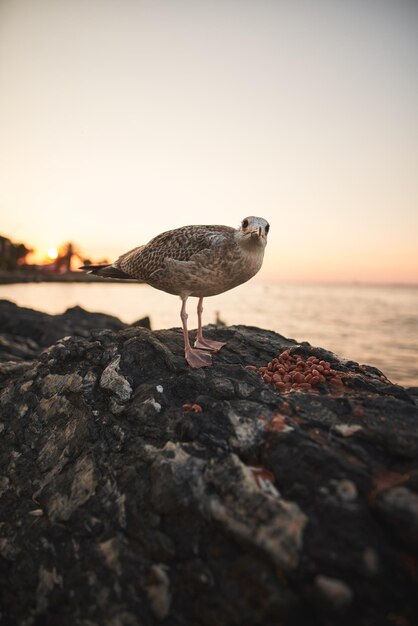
117, 225, 234, 280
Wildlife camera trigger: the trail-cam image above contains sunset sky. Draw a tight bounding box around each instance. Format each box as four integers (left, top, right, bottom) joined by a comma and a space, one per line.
0, 0, 417, 283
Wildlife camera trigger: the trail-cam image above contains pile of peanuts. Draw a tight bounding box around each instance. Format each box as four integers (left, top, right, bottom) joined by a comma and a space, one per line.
250, 350, 344, 392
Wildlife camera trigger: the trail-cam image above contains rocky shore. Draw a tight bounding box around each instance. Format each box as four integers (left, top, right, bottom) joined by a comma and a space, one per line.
1, 300, 418, 626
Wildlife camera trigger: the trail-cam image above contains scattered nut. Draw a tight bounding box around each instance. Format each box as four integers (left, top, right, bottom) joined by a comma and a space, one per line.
182, 403, 203, 413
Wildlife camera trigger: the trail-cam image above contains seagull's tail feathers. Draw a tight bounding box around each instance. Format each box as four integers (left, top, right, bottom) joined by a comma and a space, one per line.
79, 264, 134, 280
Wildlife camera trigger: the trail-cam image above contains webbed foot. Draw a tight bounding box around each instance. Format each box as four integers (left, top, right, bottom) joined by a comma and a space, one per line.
194, 338, 226, 352
185, 347, 213, 368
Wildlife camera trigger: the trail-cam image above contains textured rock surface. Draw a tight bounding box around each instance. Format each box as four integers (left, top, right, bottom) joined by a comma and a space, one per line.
0, 299, 150, 368
0, 305, 418, 625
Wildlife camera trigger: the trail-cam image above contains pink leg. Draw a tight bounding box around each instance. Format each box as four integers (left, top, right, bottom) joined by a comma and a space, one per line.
180, 297, 212, 368
194, 297, 226, 352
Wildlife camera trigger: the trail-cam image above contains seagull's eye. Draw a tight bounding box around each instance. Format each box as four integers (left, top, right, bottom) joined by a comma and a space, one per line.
265, 223, 270, 234
242, 219, 249, 229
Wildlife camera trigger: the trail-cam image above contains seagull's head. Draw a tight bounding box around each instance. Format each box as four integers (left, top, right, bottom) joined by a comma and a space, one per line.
237, 216, 270, 249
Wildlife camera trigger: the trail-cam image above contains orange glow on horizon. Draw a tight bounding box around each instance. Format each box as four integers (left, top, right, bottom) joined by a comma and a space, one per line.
20, 237, 418, 284
47, 247, 59, 260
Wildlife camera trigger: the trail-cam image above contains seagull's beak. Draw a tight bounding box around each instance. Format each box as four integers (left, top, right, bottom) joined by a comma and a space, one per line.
249, 227, 264, 240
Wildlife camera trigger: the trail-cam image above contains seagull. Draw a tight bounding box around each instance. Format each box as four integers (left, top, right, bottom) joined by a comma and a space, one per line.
80, 216, 269, 368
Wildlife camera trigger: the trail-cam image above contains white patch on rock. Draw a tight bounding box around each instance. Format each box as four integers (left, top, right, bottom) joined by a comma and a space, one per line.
334, 423, 363, 437
145, 397, 162, 413
247, 466, 280, 497
100, 356, 132, 403
156, 385, 164, 393
228, 410, 264, 452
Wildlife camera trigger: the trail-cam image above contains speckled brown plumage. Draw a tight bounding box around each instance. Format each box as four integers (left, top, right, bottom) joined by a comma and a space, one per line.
80, 216, 270, 368
116, 225, 237, 295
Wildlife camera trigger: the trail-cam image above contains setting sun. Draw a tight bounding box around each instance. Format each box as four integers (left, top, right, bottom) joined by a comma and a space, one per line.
47, 247, 58, 260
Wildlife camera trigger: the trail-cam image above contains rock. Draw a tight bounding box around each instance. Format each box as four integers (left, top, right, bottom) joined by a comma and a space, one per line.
0, 300, 151, 378
132, 316, 152, 330
0, 305, 418, 625
0, 300, 127, 351
375, 486, 418, 552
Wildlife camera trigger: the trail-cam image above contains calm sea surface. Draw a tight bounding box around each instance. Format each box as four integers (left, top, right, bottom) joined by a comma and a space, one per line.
1, 282, 417, 387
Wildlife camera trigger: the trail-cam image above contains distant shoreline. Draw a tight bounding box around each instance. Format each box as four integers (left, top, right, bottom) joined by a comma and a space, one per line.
0, 270, 416, 288
0, 271, 137, 285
